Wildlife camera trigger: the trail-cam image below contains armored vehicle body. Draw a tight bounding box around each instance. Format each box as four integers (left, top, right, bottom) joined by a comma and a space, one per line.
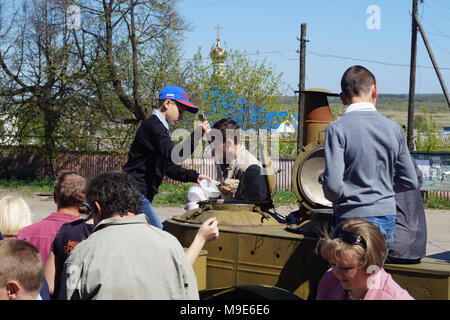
165, 89, 450, 300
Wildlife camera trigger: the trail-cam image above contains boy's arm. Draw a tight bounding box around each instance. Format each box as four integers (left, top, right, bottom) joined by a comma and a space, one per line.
166, 161, 199, 183
393, 134, 419, 193
322, 124, 345, 202
148, 120, 203, 164
169, 128, 203, 164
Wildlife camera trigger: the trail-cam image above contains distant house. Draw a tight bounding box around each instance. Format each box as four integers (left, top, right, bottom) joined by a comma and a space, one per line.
0, 113, 18, 146
237, 111, 298, 134
274, 113, 298, 134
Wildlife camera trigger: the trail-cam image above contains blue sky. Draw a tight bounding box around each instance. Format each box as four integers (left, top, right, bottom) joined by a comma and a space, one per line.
178, 0, 450, 95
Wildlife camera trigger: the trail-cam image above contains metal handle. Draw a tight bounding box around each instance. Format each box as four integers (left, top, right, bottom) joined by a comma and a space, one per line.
318, 128, 326, 144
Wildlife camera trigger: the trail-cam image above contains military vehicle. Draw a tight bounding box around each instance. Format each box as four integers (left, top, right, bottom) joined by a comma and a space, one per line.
165, 89, 450, 300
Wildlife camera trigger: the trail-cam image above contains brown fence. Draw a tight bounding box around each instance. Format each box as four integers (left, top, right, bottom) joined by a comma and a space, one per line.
165, 157, 295, 190
2, 148, 449, 197
0, 147, 296, 189
0, 147, 127, 180
425, 190, 450, 200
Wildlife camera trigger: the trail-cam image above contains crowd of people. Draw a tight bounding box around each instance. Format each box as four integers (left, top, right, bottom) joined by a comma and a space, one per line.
0, 171, 218, 300
0, 68, 428, 300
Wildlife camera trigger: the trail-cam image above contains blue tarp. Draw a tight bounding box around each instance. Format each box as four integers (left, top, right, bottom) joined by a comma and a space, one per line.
203, 89, 297, 130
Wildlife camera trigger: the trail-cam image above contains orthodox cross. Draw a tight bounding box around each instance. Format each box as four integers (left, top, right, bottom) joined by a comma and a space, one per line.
214, 22, 222, 40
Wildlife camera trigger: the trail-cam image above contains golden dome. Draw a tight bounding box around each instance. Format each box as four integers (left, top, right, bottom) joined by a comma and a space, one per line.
210, 38, 227, 64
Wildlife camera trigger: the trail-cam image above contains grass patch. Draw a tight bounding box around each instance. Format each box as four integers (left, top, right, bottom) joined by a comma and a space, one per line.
153, 184, 299, 206
273, 189, 298, 206
0, 177, 55, 197
152, 183, 196, 206
1, 178, 449, 210
423, 194, 450, 210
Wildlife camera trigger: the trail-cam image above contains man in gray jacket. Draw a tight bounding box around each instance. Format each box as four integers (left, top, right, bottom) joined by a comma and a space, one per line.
322, 66, 418, 250
63, 171, 199, 300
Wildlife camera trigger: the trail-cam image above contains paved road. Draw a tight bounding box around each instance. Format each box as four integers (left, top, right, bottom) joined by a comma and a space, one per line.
4, 192, 450, 261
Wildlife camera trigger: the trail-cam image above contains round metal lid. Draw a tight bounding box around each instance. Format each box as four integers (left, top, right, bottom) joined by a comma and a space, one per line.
292, 141, 332, 211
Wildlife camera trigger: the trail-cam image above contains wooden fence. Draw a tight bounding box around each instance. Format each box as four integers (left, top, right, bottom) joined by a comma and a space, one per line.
0, 147, 128, 180
2, 148, 449, 198
166, 157, 295, 190
0, 148, 296, 190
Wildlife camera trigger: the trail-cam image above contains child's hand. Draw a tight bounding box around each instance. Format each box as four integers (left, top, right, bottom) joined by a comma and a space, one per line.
196, 118, 211, 135
201, 120, 211, 135
197, 174, 212, 184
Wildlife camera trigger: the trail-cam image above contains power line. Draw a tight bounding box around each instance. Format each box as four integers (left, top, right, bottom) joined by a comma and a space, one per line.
423, 2, 450, 22
419, 15, 448, 36
436, 0, 450, 11
180, 50, 298, 61
429, 38, 450, 57
307, 51, 450, 71
179, 0, 238, 9
181, 49, 450, 71
244, 50, 297, 61
181, 49, 450, 70
308, 2, 368, 76
418, 2, 450, 57
427, 31, 450, 39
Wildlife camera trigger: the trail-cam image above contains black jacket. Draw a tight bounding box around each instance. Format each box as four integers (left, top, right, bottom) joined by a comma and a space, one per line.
388, 157, 427, 263
123, 115, 200, 201
233, 164, 270, 204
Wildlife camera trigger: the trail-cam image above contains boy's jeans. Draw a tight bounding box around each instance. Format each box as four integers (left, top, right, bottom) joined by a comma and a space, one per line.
141, 194, 163, 229
334, 215, 396, 252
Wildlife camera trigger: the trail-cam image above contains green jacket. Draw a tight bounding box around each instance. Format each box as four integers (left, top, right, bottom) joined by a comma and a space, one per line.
63, 214, 199, 300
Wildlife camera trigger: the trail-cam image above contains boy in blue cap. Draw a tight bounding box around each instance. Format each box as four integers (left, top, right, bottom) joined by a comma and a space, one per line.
123, 86, 211, 228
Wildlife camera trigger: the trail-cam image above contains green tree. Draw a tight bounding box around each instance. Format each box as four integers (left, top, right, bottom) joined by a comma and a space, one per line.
0, 0, 101, 175
184, 47, 288, 130
76, 0, 190, 122
414, 114, 425, 131
416, 108, 439, 152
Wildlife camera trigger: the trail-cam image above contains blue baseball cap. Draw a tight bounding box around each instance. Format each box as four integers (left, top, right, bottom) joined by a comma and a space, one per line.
158, 86, 198, 114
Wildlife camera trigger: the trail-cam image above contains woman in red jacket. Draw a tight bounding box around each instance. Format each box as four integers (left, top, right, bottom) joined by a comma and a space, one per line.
316, 218, 413, 300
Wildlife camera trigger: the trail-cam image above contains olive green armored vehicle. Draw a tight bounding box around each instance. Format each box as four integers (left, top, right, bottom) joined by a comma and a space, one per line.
165, 89, 450, 300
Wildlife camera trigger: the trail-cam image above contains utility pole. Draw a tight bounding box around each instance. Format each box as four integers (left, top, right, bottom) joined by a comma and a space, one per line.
297, 23, 307, 154
407, 0, 418, 152
414, 14, 450, 109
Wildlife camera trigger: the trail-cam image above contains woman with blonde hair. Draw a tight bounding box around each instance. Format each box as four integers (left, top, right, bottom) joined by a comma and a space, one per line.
0, 196, 33, 238
316, 218, 413, 300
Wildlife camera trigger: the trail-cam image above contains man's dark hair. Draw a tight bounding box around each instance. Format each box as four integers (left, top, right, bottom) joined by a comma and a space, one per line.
340, 65, 376, 100
211, 118, 240, 144
86, 171, 142, 219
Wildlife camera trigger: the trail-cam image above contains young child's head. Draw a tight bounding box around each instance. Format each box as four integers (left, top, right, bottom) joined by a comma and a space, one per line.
0, 239, 43, 300
54, 171, 87, 211
340, 65, 377, 105
157, 86, 198, 126
0, 196, 32, 237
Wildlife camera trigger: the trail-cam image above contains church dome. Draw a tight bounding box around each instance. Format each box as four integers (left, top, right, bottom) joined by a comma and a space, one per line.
210, 38, 227, 64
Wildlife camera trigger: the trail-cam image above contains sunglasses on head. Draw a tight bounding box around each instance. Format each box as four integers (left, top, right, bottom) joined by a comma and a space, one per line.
332, 228, 367, 249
